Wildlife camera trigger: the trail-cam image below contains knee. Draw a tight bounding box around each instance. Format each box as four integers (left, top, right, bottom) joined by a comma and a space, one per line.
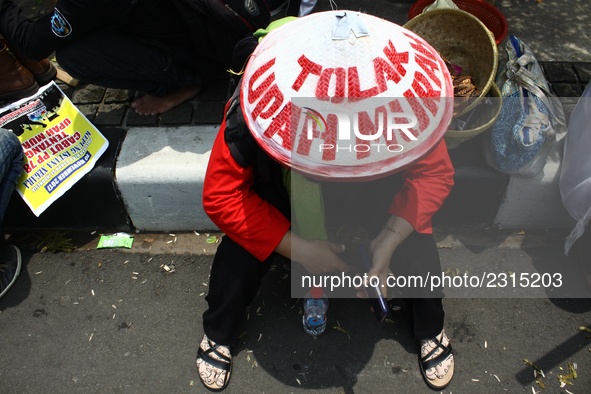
0, 128, 20, 148
0, 129, 23, 161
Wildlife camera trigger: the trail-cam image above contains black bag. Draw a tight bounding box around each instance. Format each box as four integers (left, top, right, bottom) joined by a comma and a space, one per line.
224, 81, 257, 168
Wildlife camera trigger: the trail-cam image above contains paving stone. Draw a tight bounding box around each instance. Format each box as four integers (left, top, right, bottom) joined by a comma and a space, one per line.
105, 88, 133, 103
574, 63, 591, 84
76, 104, 98, 123
541, 62, 578, 83
71, 84, 105, 104
94, 103, 126, 126
55, 81, 75, 99
193, 101, 225, 124
551, 83, 584, 98
160, 102, 193, 126
126, 109, 159, 127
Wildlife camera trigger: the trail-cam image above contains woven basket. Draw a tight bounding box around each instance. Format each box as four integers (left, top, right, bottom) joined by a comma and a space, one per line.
445, 82, 501, 149
403, 9, 498, 116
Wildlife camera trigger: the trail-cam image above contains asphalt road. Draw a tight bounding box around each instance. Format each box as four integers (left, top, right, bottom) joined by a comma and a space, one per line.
2, 229, 591, 393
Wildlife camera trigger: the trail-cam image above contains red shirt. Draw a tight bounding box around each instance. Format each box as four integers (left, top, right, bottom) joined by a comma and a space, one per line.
203, 117, 454, 261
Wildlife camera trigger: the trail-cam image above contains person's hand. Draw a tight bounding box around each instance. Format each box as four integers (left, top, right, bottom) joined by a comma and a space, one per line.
275, 231, 353, 275
293, 239, 353, 275
355, 227, 398, 298
358, 216, 414, 298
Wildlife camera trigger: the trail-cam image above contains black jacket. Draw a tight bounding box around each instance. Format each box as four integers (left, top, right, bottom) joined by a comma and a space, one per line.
0, 0, 270, 66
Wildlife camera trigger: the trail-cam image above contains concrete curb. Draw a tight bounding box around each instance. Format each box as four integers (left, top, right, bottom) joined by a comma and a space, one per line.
116, 126, 218, 232
493, 132, 576, 230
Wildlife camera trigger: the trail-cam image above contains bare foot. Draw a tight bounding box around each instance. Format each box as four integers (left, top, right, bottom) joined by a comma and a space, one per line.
131, 85, 201, 116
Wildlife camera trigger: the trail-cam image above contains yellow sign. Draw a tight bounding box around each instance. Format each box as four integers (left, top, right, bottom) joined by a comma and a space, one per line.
0, 82, 109, 216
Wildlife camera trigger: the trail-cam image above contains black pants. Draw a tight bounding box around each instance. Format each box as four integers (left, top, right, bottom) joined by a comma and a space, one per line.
56, 29, 222, 97
203, 171, 445, 346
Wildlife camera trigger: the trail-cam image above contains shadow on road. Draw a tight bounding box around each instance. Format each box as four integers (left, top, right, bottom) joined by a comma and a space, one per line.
232, 261, 420, 392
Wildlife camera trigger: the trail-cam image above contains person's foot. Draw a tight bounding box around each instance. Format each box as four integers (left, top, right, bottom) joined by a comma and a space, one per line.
0, 43, 39, 101
130, 85, 202, 116
419, 329, 454, 389
0, 245, 22, 299
196, 334, 232, 392
2, 39, 57, 86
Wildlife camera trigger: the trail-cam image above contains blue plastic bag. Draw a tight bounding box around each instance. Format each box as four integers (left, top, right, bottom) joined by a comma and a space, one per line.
484, 36, 566, 177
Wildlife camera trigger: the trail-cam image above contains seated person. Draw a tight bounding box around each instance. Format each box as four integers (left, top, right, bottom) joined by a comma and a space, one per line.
196, 12, 456, 392
0, 128, 23, 299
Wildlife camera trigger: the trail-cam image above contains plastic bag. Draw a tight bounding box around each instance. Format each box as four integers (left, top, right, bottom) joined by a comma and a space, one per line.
484, 35, 566, 177
560, 81, 591, 254
423, 0, 459, 13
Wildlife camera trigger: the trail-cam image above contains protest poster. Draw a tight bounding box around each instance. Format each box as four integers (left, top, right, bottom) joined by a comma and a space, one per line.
0, 81, 109, 216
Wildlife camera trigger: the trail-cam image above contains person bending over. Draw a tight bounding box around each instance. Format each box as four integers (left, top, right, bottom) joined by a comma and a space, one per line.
0, 0, 274, 115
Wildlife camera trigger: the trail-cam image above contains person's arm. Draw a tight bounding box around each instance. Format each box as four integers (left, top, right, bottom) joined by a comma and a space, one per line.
0, 0, 112, 59
366, 140, 454, 295
203, 117, 351, 274
203, 128, 290, 262
387, 139, 455, 234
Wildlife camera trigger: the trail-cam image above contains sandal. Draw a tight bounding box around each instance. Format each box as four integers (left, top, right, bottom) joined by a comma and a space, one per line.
196, 334, 233, 392
419, 330, 454, 390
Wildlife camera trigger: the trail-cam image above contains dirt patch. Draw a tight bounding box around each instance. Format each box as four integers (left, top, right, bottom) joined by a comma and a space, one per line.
5, 230, 223, 256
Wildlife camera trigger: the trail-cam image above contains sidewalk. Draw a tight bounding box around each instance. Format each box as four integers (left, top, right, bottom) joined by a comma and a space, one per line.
3, 0, 591, 233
